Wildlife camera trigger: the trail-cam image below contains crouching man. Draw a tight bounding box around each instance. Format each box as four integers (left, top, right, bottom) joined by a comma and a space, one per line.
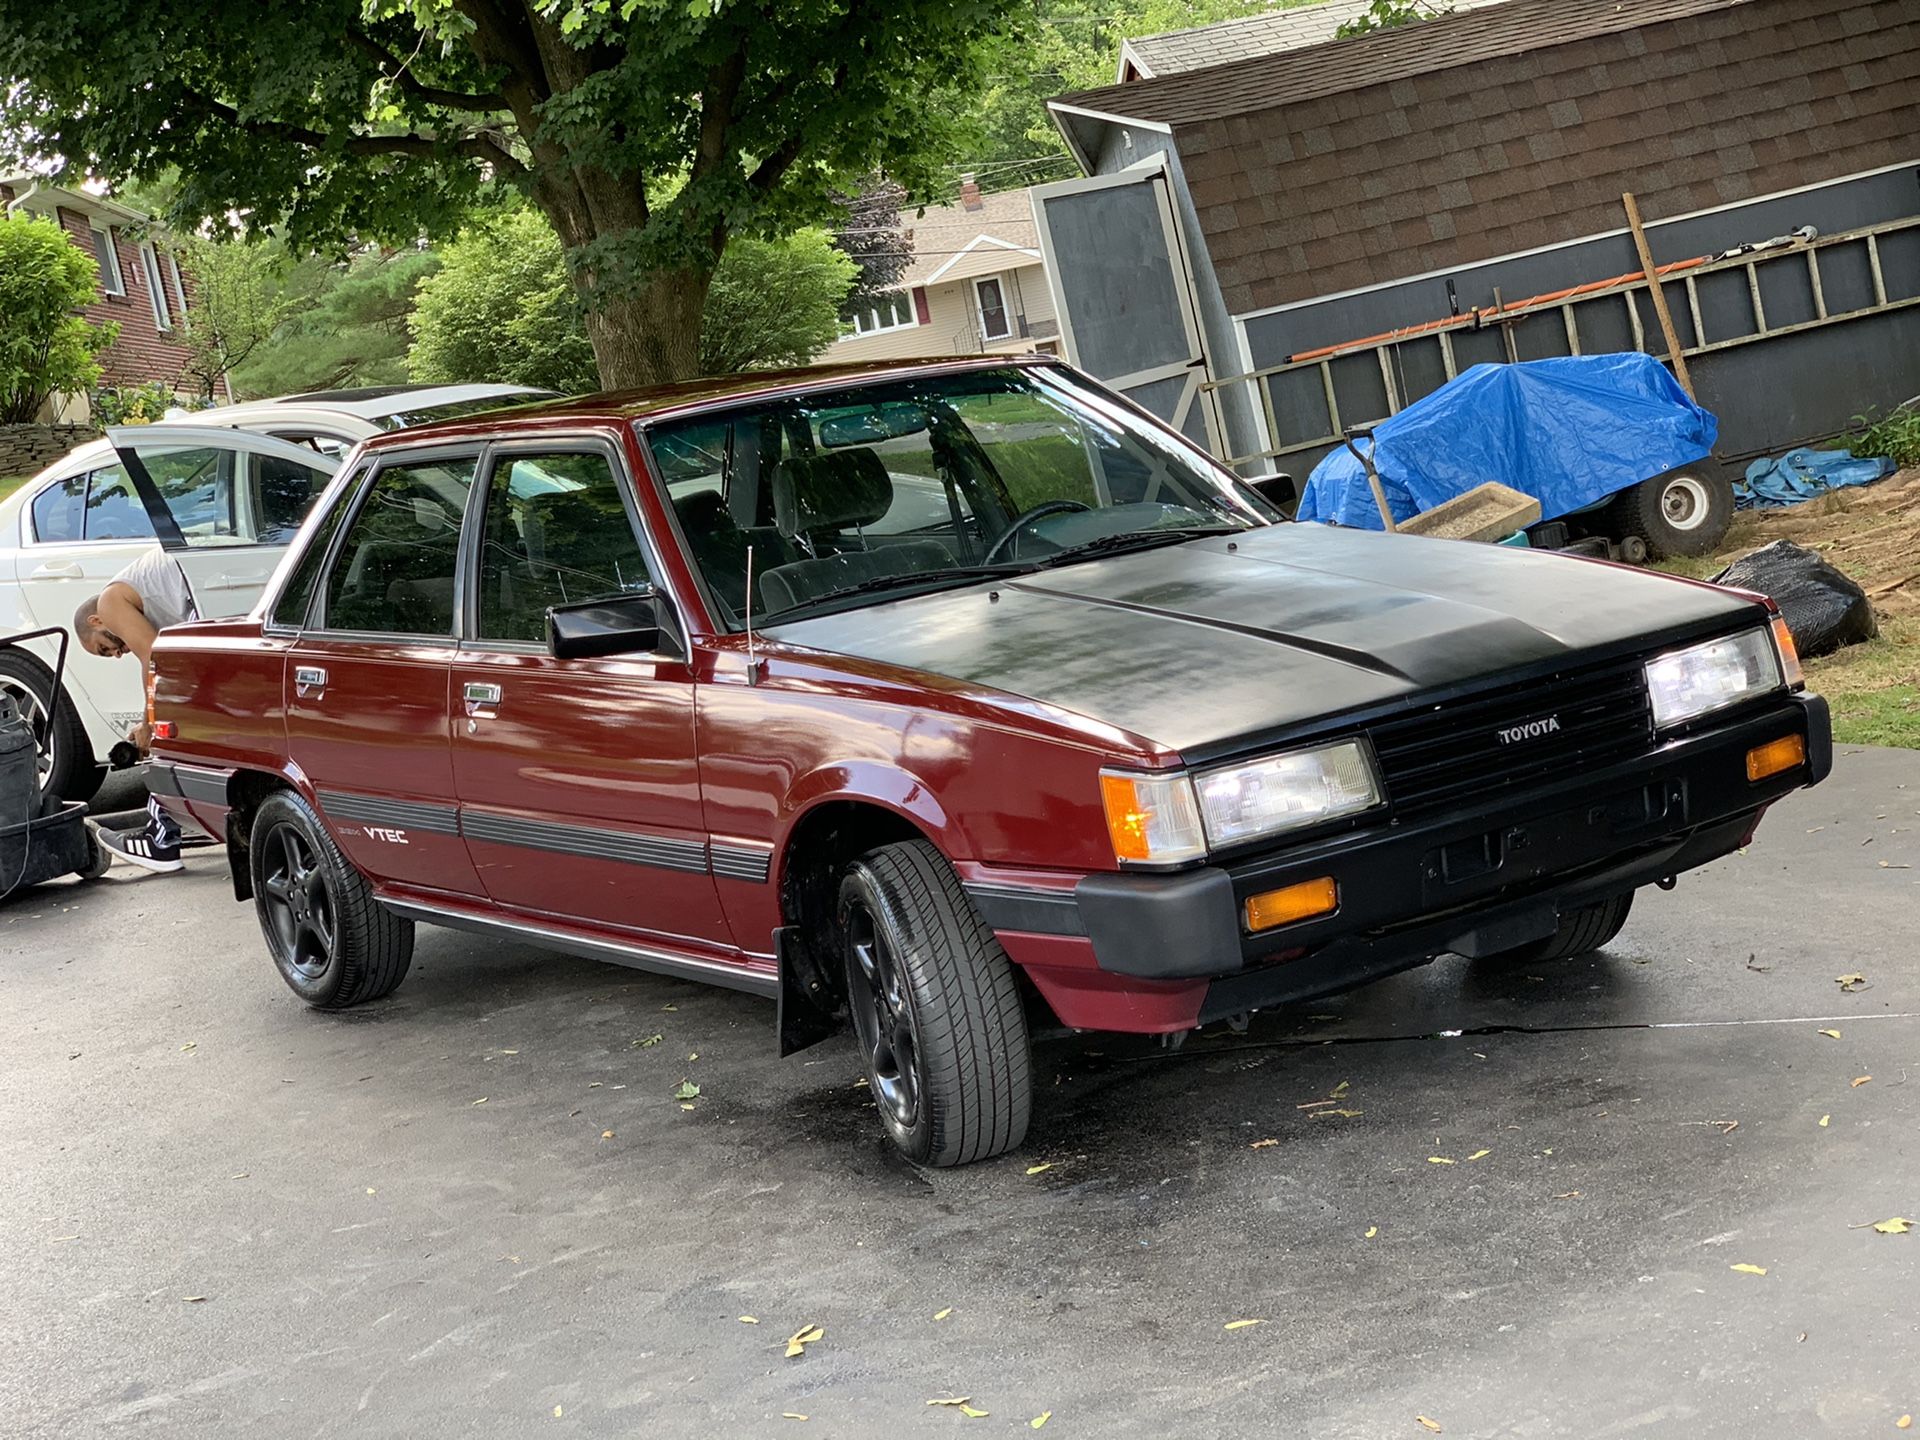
71, 546, 198, 873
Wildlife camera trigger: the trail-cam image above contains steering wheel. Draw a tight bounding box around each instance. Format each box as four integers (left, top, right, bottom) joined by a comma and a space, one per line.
982, 500, 1092, 565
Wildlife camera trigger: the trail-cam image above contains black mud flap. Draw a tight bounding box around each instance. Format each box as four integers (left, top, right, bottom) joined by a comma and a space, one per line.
776, 925, 840, 1057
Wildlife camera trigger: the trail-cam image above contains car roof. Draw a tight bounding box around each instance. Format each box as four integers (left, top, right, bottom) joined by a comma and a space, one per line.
189, 383, 551, 424
366, 355, 1058, 448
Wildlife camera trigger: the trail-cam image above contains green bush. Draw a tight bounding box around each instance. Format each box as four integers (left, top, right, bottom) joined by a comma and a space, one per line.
92, 381, 178, 425
0, 212, 119, 422
1847, 400, 1920, 470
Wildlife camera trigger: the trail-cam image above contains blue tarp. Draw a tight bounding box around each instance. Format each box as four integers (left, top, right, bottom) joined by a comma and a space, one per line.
1296, 353, 1719, 530
1736, 447, 1895, 509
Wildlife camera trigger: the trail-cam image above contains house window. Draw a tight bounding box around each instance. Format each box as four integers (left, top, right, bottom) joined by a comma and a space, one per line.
138, 241, 173, 330
840, 291, 916, 339
974, 276, 1012, 342
165, 252, 186, 317
91, 225, 125, 296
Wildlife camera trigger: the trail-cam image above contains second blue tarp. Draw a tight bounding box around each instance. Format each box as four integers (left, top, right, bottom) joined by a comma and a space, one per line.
1737, 447, 1896, 509
1296, 353, 1718, 530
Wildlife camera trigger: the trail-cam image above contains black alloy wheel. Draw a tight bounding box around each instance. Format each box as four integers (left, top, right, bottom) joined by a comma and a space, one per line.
844, 892, 924, 1136
259, 822, 337, 981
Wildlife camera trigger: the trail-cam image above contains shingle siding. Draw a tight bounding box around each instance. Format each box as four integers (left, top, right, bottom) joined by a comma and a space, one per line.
1149, 0, 1920, 315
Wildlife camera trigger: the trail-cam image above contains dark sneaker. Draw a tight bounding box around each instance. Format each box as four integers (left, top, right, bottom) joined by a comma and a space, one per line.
97, 825, 184, 874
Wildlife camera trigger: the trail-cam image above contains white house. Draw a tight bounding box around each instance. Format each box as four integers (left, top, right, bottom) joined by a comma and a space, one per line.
833, 178, 1062, 363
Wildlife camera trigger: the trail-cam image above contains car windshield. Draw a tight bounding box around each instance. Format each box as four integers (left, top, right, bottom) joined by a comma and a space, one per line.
643, 366, 1269, 625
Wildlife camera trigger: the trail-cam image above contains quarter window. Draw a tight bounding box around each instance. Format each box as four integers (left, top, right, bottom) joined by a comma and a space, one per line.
321, 457, 478, 636
476, 451, 653, 643
91, 226, 124, 296
31, 475, 87, 543
269, 466, 361, 630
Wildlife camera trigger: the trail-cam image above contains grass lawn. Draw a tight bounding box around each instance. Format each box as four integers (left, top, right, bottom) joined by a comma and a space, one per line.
1655, 467, 1920, 749
0, 472, 28, 503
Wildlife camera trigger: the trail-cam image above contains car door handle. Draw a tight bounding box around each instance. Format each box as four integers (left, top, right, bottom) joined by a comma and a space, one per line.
30, 561, 85, 579
463, 681, 503, 714
294, 666, 328, 697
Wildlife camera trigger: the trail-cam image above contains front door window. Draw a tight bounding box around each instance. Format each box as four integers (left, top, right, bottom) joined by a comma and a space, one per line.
321, 458, 478, 636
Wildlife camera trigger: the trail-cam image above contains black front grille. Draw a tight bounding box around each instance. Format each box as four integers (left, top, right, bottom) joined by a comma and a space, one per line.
1368, 658, 1654, 815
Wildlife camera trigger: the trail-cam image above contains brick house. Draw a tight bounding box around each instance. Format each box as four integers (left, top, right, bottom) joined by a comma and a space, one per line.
832, 178, 1063, 363
0, 176, 199, 418
1034, 0, 1920, 471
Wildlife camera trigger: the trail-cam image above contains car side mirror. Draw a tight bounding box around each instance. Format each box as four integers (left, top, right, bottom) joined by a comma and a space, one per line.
1243, 470, 1294, 507
546, 588, 677, 660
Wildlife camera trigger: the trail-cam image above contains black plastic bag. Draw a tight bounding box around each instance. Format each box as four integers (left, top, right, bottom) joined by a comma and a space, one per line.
1713, 539, 1877, 658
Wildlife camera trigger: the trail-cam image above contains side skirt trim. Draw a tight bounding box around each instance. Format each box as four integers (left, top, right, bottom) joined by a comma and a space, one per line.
380, 899, 779, 999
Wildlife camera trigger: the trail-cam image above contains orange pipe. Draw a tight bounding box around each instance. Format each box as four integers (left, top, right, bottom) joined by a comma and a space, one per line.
1287, 254, 1711, 364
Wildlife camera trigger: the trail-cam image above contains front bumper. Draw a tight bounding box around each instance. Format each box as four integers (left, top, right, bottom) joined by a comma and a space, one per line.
973, 693, 1829, 1024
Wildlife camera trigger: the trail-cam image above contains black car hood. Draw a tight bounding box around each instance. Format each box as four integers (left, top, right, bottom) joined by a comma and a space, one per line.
765, 525, 1760, 758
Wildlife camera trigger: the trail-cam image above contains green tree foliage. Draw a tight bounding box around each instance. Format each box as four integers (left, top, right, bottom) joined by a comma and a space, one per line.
1334, 0, 1451, 40
0, 211, 118, 423
0, 0, 1022, 388
230, 250, 442, 399
174, 235, 295, 402
410, 210, 856, 393
969, 1, 1312, 174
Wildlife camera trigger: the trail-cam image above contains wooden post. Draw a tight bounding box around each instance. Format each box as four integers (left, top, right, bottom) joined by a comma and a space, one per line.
1622, 191, 1696, 399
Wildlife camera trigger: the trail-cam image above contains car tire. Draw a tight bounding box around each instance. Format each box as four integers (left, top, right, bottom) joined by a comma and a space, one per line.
838, 839, 1032, 1167
1607, 466, 1733, 559
249, 790, 413, 1009
0, 652, 100, 803
1480, 893, 1634, 965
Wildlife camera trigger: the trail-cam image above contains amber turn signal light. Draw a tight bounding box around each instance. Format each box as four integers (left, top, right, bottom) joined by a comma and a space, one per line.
1746, 733, 1805, 782
1244, 875, 1338, 932
1770, 614, 1803, 688
151, 720, 177, 741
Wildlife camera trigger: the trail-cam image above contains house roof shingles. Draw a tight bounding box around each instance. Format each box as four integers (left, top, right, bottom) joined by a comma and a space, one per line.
1065, 0, 1755, 126
898, 187, 1041, 288
1118, 0, 1511, 78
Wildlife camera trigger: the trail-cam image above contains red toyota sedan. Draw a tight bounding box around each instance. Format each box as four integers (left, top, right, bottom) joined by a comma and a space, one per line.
147, 357, 1828, 1165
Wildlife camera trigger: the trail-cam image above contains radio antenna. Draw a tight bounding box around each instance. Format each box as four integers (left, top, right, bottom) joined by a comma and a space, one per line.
744, 543, 760, 685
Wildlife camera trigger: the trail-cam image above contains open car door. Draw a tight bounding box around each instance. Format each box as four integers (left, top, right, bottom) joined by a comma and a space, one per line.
105, 425, 341, 618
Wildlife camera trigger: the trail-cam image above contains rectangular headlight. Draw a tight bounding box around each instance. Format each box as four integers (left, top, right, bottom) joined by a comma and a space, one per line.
1193, 739, 1383, 849
1644, 627, 1783, 729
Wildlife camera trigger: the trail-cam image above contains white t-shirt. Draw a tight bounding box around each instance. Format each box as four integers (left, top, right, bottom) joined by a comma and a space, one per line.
113, 547, 198, 630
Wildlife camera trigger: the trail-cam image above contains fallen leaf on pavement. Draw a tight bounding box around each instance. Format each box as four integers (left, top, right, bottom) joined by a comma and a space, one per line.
471, 1097, 488, 1106
927, 1397, 974, 1407
740, 1316, 759, 1324
1819, 1029, 1842, 1040
1554, 1191, 1583, 1200
1466, 1149, 1491, 1161
673, 1080, 701, 1100
661, 1004, 678, 1012
553, 1405, 563, 1418
1031, 1413, 1052, 1429
688, 1052, 698, 1061
783, 1413, 808, 1421
1871, 1217, 1912, 1235
1331, 1080, 1350, 1097
1819, 1115, 1830, 1127
1026, 1163, 1053, 1175
1428, 1157, 1455, 1165
1417, 1417, 1443, 1433
1365, 1226, 1378, 1238
960, 1404, 990, 1418
601, 1130, 615, 1139
182, 1295, 208, 1303
784, 1324, 824, 1358
1835, 973, 1868, 992
1730, 1263, 1768, 1276
1315, 1108, 1364, 1119
637, 1034, 663, 1048
1896, 1415, 1911, 1429
180, 1042, 196, 1052
1249, 1138, 1279, 1149
1223, 1319, 1263, 1330
933, 1307, 953, 1321
501, 1049, 518, 1055
1853, 1076, 1873, 1087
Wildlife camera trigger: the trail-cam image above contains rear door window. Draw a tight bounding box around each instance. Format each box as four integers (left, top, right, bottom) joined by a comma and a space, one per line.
320, 457, 479, 636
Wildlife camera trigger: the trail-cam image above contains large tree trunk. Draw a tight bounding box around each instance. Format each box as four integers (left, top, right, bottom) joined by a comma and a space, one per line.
578, 266, 714, 390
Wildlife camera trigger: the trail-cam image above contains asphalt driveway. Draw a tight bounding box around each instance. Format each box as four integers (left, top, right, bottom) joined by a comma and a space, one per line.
3, 749, 1916, 1438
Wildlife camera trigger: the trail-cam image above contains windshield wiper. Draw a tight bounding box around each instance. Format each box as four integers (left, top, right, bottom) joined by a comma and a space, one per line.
766, 563, 1034, 619
1034, 525, 1244, 567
